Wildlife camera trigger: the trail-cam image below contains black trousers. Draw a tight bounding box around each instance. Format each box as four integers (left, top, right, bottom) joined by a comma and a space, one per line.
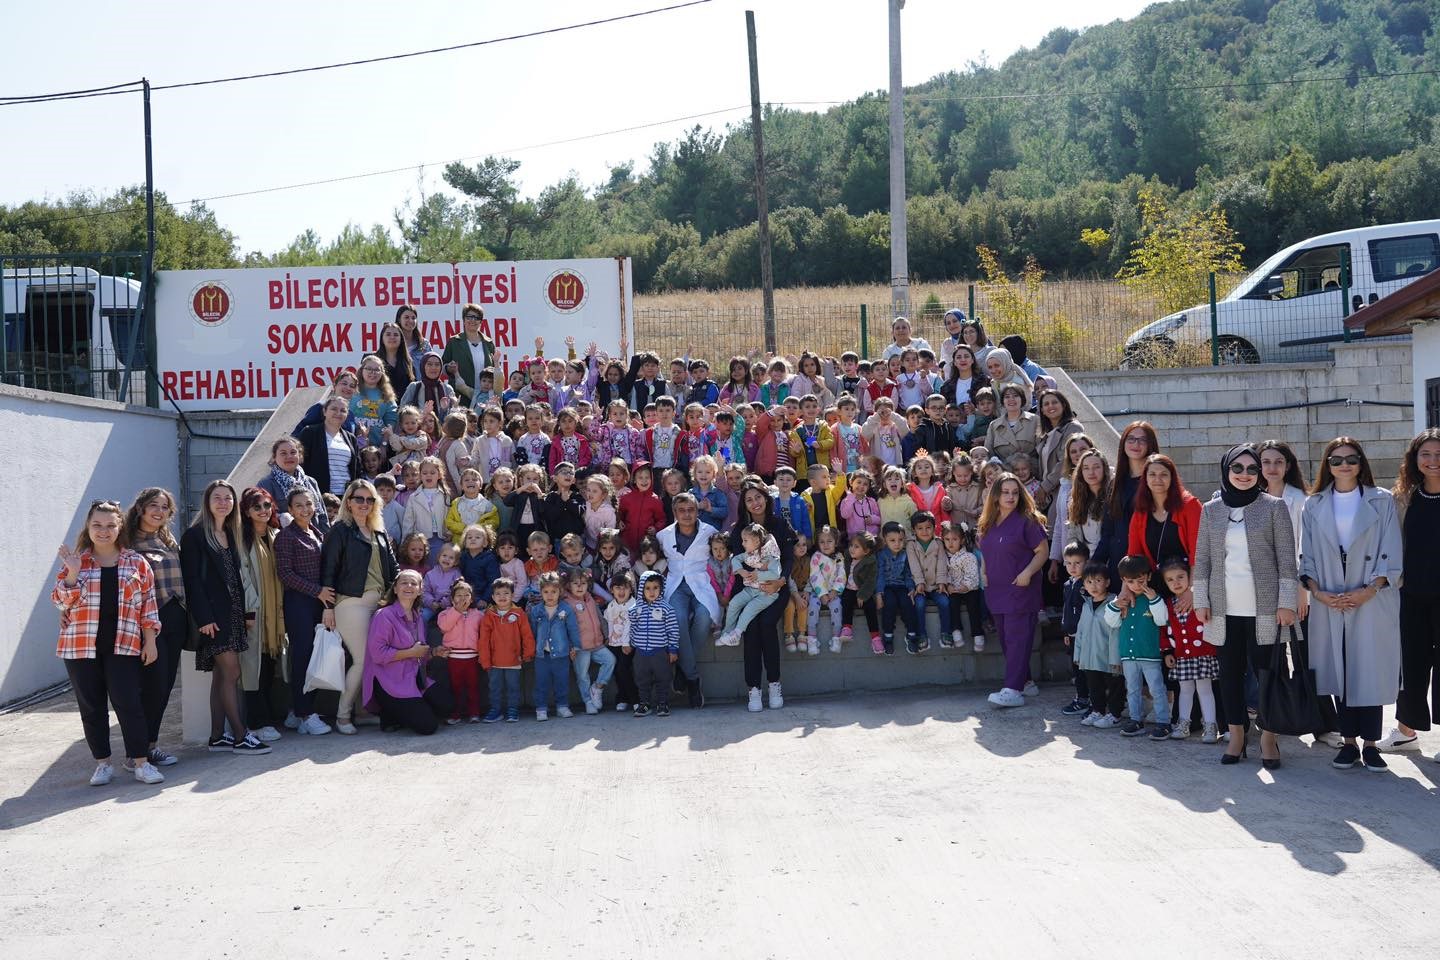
611, 645, 638, 704
841, 588, 878, 634
1084, 669, 1126, 718
948, 589, 984, 636
744, 584, 785, 689
1398, 591, 1440, 730
633, 650, 671, 707
1217, 616, 1260, 729
244, 653, 280, 729
65, 637, 148, 761
140, 599, 186, 743
1338, 701, 1383, 742
372, 681, 453, 736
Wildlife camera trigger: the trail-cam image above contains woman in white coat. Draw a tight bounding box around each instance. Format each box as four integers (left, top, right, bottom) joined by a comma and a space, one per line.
657, 493, 720, 709
1299, 437, 1402, 773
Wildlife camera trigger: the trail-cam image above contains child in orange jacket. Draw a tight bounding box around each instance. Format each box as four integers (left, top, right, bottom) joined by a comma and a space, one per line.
479, 577, 536, 722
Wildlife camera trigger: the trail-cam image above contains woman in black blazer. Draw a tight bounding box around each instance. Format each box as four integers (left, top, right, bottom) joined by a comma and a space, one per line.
179, 479, 270, 754
298, 396, 361, 497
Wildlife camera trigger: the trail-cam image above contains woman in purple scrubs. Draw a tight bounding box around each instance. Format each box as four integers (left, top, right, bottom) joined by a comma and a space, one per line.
979, 473, 1050, 708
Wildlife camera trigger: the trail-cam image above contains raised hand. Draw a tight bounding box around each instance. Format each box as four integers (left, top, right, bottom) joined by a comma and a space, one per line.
57, 544, 83, 582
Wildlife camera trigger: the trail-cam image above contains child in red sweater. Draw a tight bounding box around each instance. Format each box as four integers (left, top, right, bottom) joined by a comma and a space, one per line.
1161, 560, 1219, 744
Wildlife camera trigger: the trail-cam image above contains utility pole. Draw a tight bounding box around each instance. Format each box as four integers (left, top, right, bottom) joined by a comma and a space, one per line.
746, 9, 776, 353
887, 0, 910, 319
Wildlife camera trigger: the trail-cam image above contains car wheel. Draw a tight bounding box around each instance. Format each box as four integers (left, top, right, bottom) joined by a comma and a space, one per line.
1213, 337, 1260, 365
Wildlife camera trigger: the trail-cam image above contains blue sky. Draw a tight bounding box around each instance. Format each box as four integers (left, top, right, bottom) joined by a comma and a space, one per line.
1, 0, 1156, 253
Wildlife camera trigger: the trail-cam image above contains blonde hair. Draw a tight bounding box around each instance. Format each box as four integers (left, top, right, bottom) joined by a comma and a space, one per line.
879, 464, 908, 497
417, 455, 452, 497
978, 472, 1047, 536
515, 463, 547, 490
585, 472, 616, 505
462, 524, 492, 550
337, 479, 387, 534
357, 355, 397, 403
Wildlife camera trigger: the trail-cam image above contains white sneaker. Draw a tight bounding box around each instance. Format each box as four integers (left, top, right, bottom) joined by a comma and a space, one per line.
1081, 711, 1100, 726
951, 629, 965, 648
1092, 714, 1119, 729
254, 725, 282, 742
556, 706, 573, 719
283, 711, 301, 730
805, 637, 819, 656
132, 761, 165, 785
585, 700, 599, 715
335, 720, 358, 735
829, 637, 842, 654
536, 709, 549, 722
89, 762, 114, 786
973, 636, 986, 652
768, 682, 784, 709
299, 714, 332, 736
1376, 727, 1420, 751
616, 702, 630, 712
1313, 730, 1344, 748
988, 688, 1025, 708
747, 687, 763, 712
590, 683, 603, 709
1022, 681, 1040, 698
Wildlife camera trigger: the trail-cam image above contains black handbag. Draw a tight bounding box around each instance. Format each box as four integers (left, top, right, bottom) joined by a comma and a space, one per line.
1256, 625, 1325, 736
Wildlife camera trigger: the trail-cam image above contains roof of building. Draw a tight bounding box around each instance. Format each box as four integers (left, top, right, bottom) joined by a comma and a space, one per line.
1345, 267, 1440, 337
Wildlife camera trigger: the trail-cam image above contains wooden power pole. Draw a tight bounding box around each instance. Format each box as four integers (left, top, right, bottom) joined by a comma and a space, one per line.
746, 9, 777, 353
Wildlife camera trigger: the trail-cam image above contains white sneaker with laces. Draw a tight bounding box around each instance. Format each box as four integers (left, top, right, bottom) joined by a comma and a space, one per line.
747, 687, 763, 712
89, 762, 114, 786
768, 682, 784, 709
973, 636, 986, 652
283, 711, 301, 730
1081, 711, 1100, 726
1376, 727, 1420, 751
556, 706, 574, 719
805, 637, 819, 656
951, 629, 965, 648
988, 688, 1025, 708
616, 702, 630, 712
133, 761, 165, 785
1022, 681, 1040, 698
1313, 730, 1344, 748
335, 720, 358, 735
590, 683, 603, 710
536, 709, 549, 722
829, 637, 842, 654
1092, 714, 1119, 729
299, 714, 332, 736
585, 700, 599, 715
254, 726, 282, 742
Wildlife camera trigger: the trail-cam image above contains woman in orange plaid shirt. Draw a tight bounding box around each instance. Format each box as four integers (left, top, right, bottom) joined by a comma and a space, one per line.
53, 500, 164, 787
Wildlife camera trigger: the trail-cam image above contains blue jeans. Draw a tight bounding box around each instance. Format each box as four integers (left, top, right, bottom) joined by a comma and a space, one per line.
668, 581, 711, 681
488, 668, 522, 714
574, 645, 616, 694
914, 590, 951, 639
724, 586, 780, 635
532, 655, 571, 710
880, 586, 919, 636
1123, 660, 1170, 725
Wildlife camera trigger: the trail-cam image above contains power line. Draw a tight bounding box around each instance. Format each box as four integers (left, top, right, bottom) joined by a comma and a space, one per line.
0, 0, 714, 106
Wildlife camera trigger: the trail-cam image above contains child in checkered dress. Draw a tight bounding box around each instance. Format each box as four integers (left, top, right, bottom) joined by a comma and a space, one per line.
1160, 559, 1219, 744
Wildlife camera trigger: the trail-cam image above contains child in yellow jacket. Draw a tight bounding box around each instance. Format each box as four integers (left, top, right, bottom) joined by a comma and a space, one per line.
445, 468, 499, 545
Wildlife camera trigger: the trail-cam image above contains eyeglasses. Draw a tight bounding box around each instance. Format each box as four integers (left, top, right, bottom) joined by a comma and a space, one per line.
1228, 463, 1261, 476
348, 495, 376, 504
1328, 454, 1362, 467
1124, 435, 1149, 446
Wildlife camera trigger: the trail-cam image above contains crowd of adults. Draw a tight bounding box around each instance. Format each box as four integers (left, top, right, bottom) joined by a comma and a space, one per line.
50, 303, 1440, 787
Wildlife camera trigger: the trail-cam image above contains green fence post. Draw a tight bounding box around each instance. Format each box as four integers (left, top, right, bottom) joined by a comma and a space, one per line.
1209, 272, 1219, 366
967, 283, 975, 321
1340, 250, 1352, 343
859, 304, 869, 359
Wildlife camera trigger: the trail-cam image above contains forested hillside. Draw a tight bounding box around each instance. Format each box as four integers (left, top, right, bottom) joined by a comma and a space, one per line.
4, 0, 1437, 290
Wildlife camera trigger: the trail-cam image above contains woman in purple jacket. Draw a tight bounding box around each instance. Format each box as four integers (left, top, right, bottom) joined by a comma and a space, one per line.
362, 570, 454, 735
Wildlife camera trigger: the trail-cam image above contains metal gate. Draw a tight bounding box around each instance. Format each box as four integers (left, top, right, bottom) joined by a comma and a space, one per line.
0, 252, 154, 406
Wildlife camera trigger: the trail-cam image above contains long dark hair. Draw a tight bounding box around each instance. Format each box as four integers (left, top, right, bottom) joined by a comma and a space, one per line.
1311, 436, 1376, 494
942, 344, 989, 404
240, 486, 280, 549
1257, 438, 1307, 493
1108, 420, 1160, 519
726, 356, 753, 391
124, 486, 178, 550
1133, 454, 1187, 516
1038, 389, 1076, 431
1394, 428, 1440, 505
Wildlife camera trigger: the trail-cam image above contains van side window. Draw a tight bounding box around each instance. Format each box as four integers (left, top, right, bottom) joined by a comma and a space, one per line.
1255, 243, 1347, 300
1368, 234, 1439, 284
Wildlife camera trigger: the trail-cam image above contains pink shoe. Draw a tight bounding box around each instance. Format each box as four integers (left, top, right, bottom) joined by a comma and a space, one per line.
870, 634, 885, 655
840, 626, 853, 640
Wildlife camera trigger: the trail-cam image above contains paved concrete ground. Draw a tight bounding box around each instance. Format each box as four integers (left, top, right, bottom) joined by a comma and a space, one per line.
3, 685, 1438, 959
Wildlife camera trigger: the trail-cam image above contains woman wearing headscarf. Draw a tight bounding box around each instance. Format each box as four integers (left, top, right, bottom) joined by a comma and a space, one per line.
1300, 437, 1403, 772
982, 348, 1032, 399
398, 349, 458, 421
1192, 444, 1298, 766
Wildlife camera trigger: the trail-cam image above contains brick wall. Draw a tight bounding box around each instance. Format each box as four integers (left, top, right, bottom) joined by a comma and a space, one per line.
1071, 342, 1413, 495
178, 410, 272, 517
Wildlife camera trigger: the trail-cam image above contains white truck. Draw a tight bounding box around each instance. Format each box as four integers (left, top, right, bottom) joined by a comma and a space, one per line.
1123, 219, 1440, 365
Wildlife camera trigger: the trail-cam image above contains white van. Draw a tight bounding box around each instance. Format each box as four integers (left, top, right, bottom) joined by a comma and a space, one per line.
1, 265, 147, 403
1122, 219, 1440, 366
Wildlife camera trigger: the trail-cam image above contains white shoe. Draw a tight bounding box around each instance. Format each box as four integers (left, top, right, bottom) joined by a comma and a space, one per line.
556, 706, 573, 719
1081, 711, 1100, 726
1376, 727, 1420, 751
973, 636, 986, 652
616, 702, 630, 712
299, 714, 332, 735
283, 711, 301, 730
536, 709, 549, 722
585, 701, 599, 715
1022, 681, 1040, 698
445, 717, 463, 726
805, 637, 819, 656
951, 629, 965, 648
768, 682, 784, 709
1313, 730, 1344, 748
132, 761, 165, 785
335, 721, 358, 735
829, 637, 842, 654
747, 687, 763, 712
988, 688, 1025, 708
89, 762, 114, 786
253, 725, 282, 742
590, 683, 603, 709
1092, 714, 1119, 729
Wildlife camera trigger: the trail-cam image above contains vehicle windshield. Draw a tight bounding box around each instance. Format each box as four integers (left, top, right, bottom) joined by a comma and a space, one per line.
1224, 245, 1302, 302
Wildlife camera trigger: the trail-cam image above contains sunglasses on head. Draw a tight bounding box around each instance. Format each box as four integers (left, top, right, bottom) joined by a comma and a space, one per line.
1328, 454, 1362, 467
1228, 463, 1261, 476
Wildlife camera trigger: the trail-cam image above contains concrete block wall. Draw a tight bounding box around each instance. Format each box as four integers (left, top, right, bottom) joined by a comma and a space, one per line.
179, 410, 272, 517
1071, 342, 1413, 494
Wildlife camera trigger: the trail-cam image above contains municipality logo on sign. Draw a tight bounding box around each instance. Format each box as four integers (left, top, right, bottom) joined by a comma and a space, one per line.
189, 281, 234, 328
544, 269, 588, 314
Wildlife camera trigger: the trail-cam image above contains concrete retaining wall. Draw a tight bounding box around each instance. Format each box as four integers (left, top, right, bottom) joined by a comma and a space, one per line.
1, 385, 180, 705
1071, 342, 1413, 495
178, 411, 271, 518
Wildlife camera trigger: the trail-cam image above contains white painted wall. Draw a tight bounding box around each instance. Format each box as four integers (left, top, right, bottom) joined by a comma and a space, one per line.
0, 385, 180, 704
1411, 323, 1440, 434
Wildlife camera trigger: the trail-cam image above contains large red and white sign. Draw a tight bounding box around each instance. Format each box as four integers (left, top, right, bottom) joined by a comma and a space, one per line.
155, 258, 634, 410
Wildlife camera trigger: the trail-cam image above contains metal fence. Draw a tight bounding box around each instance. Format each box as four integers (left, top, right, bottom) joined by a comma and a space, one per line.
1, 252, 152, 405
634, 271, 1378, 371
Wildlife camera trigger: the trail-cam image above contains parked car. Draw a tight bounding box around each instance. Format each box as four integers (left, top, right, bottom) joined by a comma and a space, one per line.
1122, 219, 1440, 366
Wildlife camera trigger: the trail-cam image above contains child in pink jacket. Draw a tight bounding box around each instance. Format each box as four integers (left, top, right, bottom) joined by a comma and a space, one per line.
437, 580, 484, 722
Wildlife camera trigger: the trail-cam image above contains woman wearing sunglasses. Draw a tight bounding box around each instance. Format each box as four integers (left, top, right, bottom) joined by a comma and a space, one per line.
320, 479, 399, 735
1299, 437, 1402, 772
1192, 444, 1298, 767
237, 487, 285, 743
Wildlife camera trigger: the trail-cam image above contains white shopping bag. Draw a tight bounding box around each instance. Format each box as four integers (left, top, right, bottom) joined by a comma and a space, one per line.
304, 624, 346, 693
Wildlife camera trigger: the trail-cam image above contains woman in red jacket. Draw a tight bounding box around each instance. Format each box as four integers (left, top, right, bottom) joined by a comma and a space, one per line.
1127, 453, 1201, 597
